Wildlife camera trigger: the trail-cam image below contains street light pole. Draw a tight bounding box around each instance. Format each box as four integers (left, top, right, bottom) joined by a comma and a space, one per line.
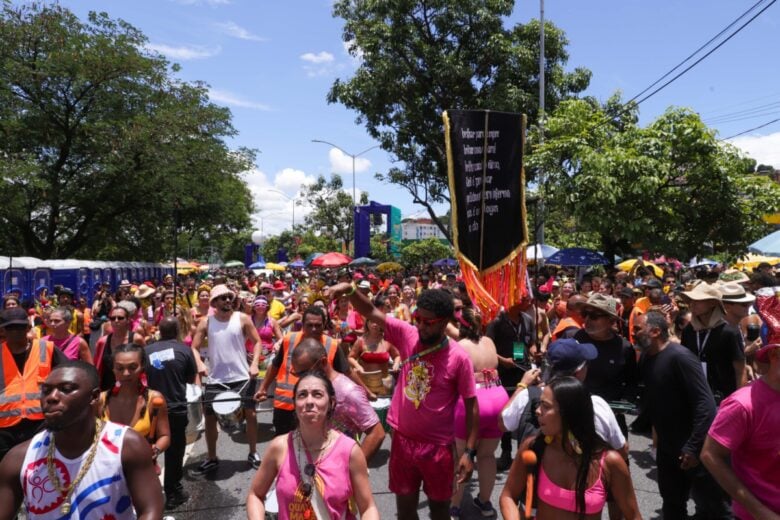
311, 139, 380, 254
310, 140, 380, 206
266, 189, 298, 230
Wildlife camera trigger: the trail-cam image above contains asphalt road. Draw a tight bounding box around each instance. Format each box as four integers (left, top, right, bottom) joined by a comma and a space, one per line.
159, 407, 680, 520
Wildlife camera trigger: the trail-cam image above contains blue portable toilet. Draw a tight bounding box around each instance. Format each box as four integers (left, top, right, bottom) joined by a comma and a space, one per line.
10, 257, 46, 303
45, 259, 81, 298
0, 256, 29, 302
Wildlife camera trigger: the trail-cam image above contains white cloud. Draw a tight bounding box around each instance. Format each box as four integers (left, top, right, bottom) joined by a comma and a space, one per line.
215, 21, 266, 42
729, 131, 780, 168
342, 39, 364, 64
209, 88, 271, 111
300, 51, 335, 64
244, 167, 316, 236
328, 148, 372, 175
300, 51, 338, 77
146, 43, 220, 60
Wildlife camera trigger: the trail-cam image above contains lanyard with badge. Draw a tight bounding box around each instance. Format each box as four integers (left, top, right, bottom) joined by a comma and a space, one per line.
696, 329, 711, 377
510, 315, 527, 363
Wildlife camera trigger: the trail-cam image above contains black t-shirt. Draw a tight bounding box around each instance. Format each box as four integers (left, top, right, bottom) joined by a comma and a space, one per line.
680, 322, 744, 401
486, 311, 536, 387
575, 329, 637, 403
639, 343, 716, 456
272, 335, 350, 374
11, 344, 67, 373
145, 339, 197, 416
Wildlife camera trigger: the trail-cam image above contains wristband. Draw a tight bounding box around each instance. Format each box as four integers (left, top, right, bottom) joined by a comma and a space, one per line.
465, 447, 477, 461
345, 284, 356, 297
516, 383, 527, 390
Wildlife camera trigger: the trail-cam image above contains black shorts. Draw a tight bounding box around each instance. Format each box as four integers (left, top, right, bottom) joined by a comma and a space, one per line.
202, 379, 257, 416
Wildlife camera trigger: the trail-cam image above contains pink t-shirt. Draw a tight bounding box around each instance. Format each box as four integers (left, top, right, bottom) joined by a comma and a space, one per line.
384, 316, 476, 445
276, 432, 356, 520
708, 378, 780, 520
331, 373, 380, 435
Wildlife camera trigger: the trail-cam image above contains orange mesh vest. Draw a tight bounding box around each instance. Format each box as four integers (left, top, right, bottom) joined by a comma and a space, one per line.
0, 340, 54, 427
274, 333, 338, 411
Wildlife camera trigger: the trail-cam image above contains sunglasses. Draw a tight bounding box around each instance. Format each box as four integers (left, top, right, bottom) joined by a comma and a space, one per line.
217, 295, 234, 302
582, 310, 609, 320
412, 311, 446, 326
2, 324, 27, 331
260, 290, 272, 295
109, 316, 126, 322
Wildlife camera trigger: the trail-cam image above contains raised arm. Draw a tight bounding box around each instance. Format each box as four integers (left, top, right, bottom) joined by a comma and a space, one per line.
326, 282, 386, 326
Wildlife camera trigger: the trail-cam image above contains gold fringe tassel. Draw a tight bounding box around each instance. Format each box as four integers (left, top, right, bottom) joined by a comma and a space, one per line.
458, 251, 529, 324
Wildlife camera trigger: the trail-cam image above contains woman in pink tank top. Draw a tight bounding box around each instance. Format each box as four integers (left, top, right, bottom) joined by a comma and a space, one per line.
499, 377, 642, 520
247, 371, 379, 520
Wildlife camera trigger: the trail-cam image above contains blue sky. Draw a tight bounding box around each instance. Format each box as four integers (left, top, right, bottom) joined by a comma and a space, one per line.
57, 0, 780, 237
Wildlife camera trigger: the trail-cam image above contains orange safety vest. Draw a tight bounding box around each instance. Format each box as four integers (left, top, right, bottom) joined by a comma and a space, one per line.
0, 340, 54, 427
274, 333, 338, 411
551, 317, 582, 341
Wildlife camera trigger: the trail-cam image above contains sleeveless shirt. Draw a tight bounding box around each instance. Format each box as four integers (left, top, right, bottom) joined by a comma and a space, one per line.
20, 421, 136, 519
207, 312, 250, 384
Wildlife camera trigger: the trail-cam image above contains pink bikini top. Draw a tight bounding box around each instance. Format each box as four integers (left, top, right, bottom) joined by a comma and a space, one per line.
538, 451, 608, 515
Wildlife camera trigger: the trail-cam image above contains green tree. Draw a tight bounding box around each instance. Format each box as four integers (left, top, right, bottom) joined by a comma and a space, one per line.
0, 4, 254, 260
531, 97, 780, 260
399, 238, 452, 269
298, 174, 368, 248
329, 1, 590, 239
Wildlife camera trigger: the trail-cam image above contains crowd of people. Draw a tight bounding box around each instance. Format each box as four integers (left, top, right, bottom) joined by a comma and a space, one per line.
0, 259, 778, 519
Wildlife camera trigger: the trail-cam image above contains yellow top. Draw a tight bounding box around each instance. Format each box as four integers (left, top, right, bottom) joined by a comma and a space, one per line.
100, 392, 152, 437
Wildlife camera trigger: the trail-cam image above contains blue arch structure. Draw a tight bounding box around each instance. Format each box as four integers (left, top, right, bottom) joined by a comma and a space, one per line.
354, 201, 402, 259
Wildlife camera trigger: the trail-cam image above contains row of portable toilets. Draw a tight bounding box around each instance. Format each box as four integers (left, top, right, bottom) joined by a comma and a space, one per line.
0, 256, 176, 306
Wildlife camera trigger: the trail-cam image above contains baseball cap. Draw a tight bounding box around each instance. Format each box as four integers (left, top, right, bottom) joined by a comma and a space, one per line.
547, 338, 598, 372
0, 307, 30, 328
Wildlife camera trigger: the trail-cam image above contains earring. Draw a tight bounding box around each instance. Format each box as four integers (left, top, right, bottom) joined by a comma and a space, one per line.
544, 435, 553, 445
111, 381, 121, 396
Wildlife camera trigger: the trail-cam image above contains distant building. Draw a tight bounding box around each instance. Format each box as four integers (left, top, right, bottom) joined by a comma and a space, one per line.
401, 215, 449, 240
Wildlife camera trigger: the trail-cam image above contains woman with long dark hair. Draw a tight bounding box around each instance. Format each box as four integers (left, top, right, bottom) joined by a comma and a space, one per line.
500, 377, 640, 520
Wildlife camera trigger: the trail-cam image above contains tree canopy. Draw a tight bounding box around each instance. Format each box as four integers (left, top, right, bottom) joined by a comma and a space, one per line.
298, 173, 368, 247
329, 0, 590, 240
531, 96, 780, 260
0, 3, 254, 260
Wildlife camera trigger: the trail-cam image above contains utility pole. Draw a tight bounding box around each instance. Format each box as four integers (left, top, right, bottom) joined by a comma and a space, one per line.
538, 0, 546, 246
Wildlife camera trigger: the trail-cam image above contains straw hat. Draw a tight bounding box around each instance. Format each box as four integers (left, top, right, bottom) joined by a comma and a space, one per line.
209, 284, 233, 303
718, 283, 755, 304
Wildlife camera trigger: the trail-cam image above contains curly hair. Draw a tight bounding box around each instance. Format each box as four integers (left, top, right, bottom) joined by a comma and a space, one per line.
416, 289, 454, 318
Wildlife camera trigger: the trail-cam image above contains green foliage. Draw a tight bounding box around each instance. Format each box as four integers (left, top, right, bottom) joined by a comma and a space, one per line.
399, 238, 452, 269
369, 233, 395, 263
530, 97, 780, 260
0, 4, 254, 260
329, 1, 590, 240
298, 174, 368, 247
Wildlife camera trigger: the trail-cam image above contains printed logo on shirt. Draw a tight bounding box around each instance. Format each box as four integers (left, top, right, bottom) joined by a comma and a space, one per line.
24, 457, 70, 514
149, 348, 175, 370
404, 360, 433, 409
288, 475, 324, 520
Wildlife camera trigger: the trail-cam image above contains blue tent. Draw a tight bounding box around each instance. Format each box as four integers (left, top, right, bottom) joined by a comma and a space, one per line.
546, 248, 609, 266
432, 258, 458, 268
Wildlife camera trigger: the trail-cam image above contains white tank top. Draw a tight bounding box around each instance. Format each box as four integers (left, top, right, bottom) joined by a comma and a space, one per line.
20, 421, 136, 519
207, 311, 250, 383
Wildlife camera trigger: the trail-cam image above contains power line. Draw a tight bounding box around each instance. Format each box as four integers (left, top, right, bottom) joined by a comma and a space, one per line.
632, 0, 776, 107
721, 117, 780, 140
626, 0, 770, 106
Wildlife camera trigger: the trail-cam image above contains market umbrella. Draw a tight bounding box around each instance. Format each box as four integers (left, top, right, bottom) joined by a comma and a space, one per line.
689, 258, 719, 269
265, 262, 286, 271
377, 261, 403, 273
546, 247, 609, 267
223, 260, 244, 268
289, 259, 306, 268
248, 261, 266, 269
748, 229, 780, 256
310, 252, 352, 268
617, 259, 664, 278
526, 244, 559, 262
350, 257, 378, 267
432, 258, 458, 268
304, 252, 324, 267
733, 253, 780, 270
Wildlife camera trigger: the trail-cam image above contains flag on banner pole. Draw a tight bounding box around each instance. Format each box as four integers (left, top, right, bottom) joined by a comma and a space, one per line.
443, 109, 529, 323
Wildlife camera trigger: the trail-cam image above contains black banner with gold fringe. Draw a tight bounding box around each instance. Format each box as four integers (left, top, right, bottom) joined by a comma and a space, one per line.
443, 109, 528, 320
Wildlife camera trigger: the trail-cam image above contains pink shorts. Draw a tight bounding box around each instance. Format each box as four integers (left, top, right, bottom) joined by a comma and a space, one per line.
454, 384, 509, 440
388, 430, 455, 502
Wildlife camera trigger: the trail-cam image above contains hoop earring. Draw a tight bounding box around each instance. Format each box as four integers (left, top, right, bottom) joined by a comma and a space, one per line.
568, 431, 582, 455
